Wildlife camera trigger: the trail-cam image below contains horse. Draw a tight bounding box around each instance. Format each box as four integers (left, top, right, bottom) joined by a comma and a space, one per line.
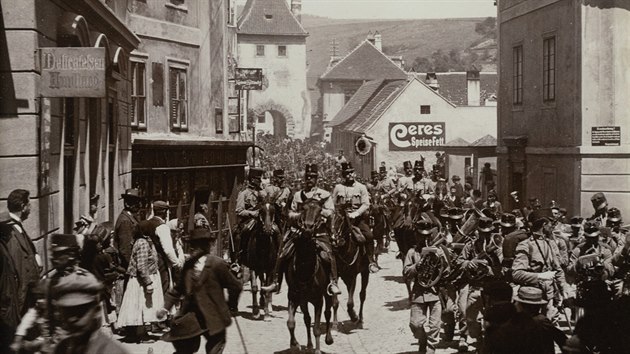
246, 199, 280, 319
332, 206, 370, 325
285, 196, 334, 354
370, 192, 392, 257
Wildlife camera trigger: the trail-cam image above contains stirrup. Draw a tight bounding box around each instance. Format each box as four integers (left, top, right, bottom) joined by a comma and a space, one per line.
327, 282, 341, 296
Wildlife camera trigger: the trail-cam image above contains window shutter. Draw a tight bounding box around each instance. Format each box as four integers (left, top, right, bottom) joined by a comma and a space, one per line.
169, 68, 179, 128
152, 62, 164, 107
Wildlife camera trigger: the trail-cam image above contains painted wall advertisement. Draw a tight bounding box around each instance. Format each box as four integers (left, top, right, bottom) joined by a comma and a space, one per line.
40, 47, 106, 97
389, 122, 445, 151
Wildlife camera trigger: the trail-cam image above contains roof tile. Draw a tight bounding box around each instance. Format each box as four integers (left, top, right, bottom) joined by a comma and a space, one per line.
343, 80, 407, 133
329, 79, 384, 127
321, 41, 408, 81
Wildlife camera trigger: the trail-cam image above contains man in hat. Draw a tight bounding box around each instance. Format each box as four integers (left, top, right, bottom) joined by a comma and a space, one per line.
449, 175, 465, 199
74, 194, 100, 250
455, 216, 504, 350
376, 166, 396, 195
0, 212, 20, 352
263, 163, 342, 295
606, 207, 627, 249
332, 162, 379, 273
235, 167, 265, 263
3, 189, 40, 317
159, 226, 243, 354
499, 213, 528, 280
588, 192, 610, 227
52, 270, 129, 354
444, 185, 463, 208
396, 161, 415, 195
366, 170, 379, 195
114, 188, 142, 269
482, 190, 503, 216
142, 200, 184, 296
568, 221, 615, 281
512, 211, 569, 320
404, 220, 443, 354
335, 149, 347, 169
262, 169, 292, 230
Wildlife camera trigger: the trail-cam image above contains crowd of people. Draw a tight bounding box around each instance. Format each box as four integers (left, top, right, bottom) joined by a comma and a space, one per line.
1, 149, 629, 354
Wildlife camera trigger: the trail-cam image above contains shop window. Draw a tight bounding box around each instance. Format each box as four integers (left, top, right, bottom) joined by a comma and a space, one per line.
131, 60, 146, 129
513, 45, 523, 105
256, 45, 265, 57
543, 36, 555, 102
420, 105, 431, 114
168, 60, 189, 131
278, 45, 287, 57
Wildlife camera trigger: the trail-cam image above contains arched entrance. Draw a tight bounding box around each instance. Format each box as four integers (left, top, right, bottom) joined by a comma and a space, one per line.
252, 101, 295, 138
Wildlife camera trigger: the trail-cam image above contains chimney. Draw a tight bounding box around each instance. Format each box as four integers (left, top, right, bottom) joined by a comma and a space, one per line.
367, 30, 375, 45
291, 0, 302, 23
374, 31, 382, 51
425, 73, 439, 92
466, 69, 481, 106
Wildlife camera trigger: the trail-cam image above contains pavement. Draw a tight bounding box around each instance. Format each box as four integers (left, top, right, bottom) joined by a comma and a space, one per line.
118, 242, 568, 354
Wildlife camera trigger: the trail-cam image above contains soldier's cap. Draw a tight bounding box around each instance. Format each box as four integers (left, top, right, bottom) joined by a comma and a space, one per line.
413, 160, 424, 171
608, 207, 622, 223
500, 213, 516, 228
481, 208, 497, 220
549, 200, 560, 210
273, 169, 285, 178
477, 217, 495, 233
89, 193, 100, 203
73, 215, 91, 231
452, 175, 461, 181
189, 227, 213, 241
403, 161, 412, 169
570, 216, 584, 227
340, 162, 354, 174
448, 207, 464, 220
50, 233, 79, 251
487, 190, 497, 198
379, 166, 387, 173
153, 200, 169, 211
305, 164, 318, 178
248, 167, 264, 180
52, 270, 103, 307
583, 221, 600, 237
515, 286, 547, 305
482, 280, 513, 303
162, 312, 206, 342
528, 208, 554, 226
371, 170, 378, 178
121, 188, 141, 200
415, 220, 434, 235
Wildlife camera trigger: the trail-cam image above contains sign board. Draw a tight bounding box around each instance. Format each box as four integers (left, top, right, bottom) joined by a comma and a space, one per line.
389, 122, 445, 151
40, 47, 106, 97
235, 68, 263, 90
591, 126, 621, 146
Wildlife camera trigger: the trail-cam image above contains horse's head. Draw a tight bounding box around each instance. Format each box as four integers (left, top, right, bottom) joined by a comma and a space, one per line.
258, 200, 277, 235
297, 191, 326, 237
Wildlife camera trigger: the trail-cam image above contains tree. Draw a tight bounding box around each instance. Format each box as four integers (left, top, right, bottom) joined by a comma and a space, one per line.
475, 17, 497, 39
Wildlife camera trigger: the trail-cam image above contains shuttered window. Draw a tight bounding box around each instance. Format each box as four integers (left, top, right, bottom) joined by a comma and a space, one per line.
169, 64, 188, 131
131, 60, 146, 129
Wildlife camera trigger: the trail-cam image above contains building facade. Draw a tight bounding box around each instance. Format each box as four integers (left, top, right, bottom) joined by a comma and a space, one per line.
497, 0, 630, 218
127, 0, 250, 217
236, 0, 311, 138
0, 0, 139, 263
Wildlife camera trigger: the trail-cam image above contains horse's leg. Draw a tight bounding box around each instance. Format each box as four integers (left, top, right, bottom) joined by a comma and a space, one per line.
358, 267, 370, 324
251, 269, 260, 319
313, 299, 324, 354
346, 275, 358, 322
324, 294, 334, 345
262, 271, 271, 317
287, 300, 299, 349
301, 302, 313, 350
332, 291, 339, 332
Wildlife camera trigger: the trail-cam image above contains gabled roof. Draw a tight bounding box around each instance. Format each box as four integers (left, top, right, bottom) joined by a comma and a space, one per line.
430, 72, 498, 106
328, 79, 384, 127
237, 0, 308, 36
320, 41, 408, 81
470, 134, 497, 147
445, 138, 471, 147
342, 80, 407, 134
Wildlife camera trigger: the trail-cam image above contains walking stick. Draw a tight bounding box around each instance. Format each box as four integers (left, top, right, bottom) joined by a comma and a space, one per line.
231, 312, 249, 354
532, 238, 574, 332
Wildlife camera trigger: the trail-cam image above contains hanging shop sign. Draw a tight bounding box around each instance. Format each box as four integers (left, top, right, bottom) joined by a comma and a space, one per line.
389, 122, 445, 151
40, 47, 106, 97
235, 68, 263, 90
591, 126, 621, 146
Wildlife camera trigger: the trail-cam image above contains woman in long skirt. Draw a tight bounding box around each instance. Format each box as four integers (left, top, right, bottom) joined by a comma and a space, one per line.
116, 228, 164, 342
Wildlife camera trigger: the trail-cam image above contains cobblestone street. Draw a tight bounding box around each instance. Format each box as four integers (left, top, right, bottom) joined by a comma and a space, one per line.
121, 242, 470, 354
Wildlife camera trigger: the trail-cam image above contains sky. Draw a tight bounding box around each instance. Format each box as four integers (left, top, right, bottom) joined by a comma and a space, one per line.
238, 0, 497, 20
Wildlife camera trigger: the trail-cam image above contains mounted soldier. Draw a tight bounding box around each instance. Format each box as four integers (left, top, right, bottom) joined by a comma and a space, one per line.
332, 162, 379, 274
375, 166, 396, 196
263, 169, 292, 230
235, 167, 265, 263
262, 163, 341, 296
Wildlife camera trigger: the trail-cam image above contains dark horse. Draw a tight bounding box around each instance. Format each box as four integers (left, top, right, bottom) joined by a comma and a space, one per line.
332, 208, 370, 325
285, 196, 334, 354
370, 192, 392, 257
246, 199, 280, 319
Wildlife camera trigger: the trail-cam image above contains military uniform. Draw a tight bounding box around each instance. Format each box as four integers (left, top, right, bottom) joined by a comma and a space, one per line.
404, 227, 442, 354
235, 169, 264, 262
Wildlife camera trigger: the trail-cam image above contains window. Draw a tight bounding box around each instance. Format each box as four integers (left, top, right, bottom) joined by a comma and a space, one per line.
420, 105, 431, 114
131, 61, 146, 129
168, 63, 188, 130
513, 45, 523, 105
258, 114, 266, 123
278, 45, 287, 57
256, 45, 265, 56
215, 107, 223, 133
543, 37, 556, 102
